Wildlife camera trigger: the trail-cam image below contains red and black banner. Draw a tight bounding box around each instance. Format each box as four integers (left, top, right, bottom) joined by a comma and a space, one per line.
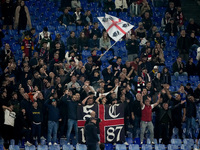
77, 104, 125, 143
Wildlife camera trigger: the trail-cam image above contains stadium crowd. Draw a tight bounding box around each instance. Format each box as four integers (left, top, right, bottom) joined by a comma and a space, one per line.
0, 0, 200, 149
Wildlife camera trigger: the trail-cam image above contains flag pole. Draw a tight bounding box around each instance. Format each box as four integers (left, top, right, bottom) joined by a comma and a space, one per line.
99, 41, 117, 60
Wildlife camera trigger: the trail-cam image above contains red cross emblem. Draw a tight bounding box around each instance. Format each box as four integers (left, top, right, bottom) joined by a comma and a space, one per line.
106, 19, 126, 34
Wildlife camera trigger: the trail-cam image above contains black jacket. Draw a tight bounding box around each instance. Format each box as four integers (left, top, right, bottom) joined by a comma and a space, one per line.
58, 13, 74, 25
126, 39, 139, 55
177, 36, 190, 54
165, 22, 178, 35
85, 122, 99, 145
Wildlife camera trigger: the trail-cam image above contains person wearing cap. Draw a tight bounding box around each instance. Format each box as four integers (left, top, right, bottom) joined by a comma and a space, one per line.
45, 98, 61, 146
85, 117, 100, 150
149, 65, 159, 80
140, 93, 162, 144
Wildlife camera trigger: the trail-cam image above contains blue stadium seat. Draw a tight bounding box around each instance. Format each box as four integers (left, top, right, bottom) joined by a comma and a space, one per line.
25, 145, 36, 150
104, 144, 113, 150
0, 145, 4, 150
9, 145, 20, 150
76, 144, 87, 150
126, 137, 133, 145
171, 139, 182, 145
10, 139, 15, 146
57, 26, 66, 32
189, 76, 199, 82
171, 80, 181, 86
183, 139, 194, 146
129, 144, 139, 150
155, 144, 165, 150
62, 144, 73, 150
49, 145, 60, 150
67, 26, 76, 32
168, 144, 179, 150
37, 145, 48, 150
178, 76, 188, 83
142, 144, 152, 150
180, 144, 192, 150
115, 144, 126, 150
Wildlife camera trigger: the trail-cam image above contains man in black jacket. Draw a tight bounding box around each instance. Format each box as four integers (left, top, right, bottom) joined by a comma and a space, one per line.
155, 100, 185, 144
58, 8, 74, 26
177, 30, 191, 62
85, 117, 100, 150
126, 34, 139, 61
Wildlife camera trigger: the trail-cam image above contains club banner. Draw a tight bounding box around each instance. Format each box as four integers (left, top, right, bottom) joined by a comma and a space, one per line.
77, 103, 125, 143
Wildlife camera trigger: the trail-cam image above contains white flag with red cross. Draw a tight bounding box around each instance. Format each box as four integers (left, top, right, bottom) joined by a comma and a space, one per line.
97, 13, 134, 42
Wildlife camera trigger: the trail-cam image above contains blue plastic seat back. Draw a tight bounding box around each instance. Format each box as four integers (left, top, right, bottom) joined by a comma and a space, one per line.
129, 144, 139, 150
104, 143, 113, 150
142, 144, 152, 150
9, 145, 20, 150
171, 138, 182, 145
37, 145, 48, 150
115, 144, 126, 150
62, 144, 73, 150
76, 144, 87, 150
168, 144, 179, 150
155, 144, 165, 150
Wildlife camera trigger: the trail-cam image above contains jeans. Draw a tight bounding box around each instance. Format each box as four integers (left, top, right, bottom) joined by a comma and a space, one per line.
47, 121, 59, 143
66, 119, 78, 144
96, 134, 100, 150
186, 117, 196, 138
132, 116, 141, 138
140, 121, 154, 143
